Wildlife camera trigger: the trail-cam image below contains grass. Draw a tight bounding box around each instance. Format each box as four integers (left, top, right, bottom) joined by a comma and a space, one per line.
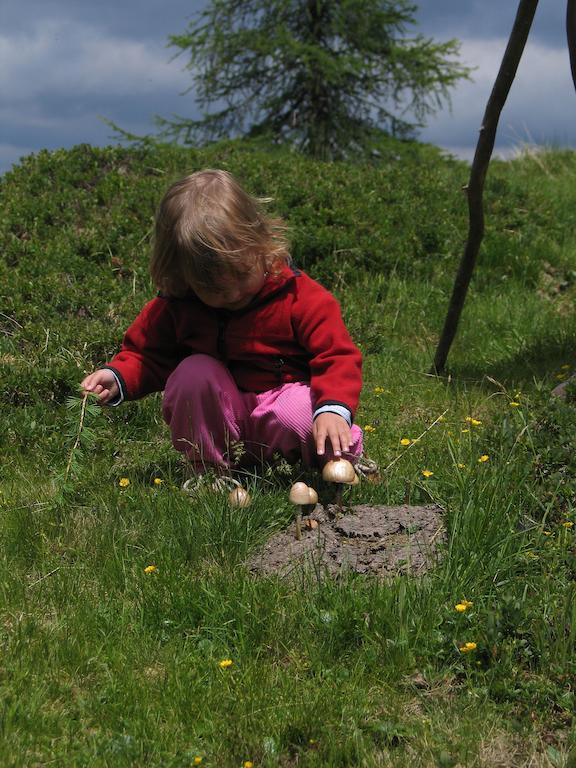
1, 138, 576, 766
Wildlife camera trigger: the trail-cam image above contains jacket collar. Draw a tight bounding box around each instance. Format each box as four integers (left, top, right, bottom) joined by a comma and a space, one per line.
165, 264, 298, 311
250, 264, 296, 305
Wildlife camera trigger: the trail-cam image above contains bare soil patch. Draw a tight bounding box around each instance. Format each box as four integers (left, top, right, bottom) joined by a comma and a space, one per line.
250, 503, 445, 579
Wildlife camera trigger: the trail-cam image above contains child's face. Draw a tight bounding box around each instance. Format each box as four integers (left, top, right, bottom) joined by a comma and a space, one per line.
190, 259, 268, 311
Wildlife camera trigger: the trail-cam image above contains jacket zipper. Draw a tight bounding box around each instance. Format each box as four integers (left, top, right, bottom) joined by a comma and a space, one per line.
274, 357, 285, 383
217, 315, 228, 360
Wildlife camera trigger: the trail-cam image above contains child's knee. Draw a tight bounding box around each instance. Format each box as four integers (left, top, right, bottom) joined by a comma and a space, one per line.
165, 354, 229, 397
256, 383, 314, 438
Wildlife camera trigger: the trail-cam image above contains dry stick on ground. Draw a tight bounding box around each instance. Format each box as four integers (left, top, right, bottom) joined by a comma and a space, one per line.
431, 0, 539, 375
383, 409, 449, 474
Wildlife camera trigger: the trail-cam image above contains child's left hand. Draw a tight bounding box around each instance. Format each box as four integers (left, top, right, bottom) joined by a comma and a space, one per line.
313, 413, 351, 457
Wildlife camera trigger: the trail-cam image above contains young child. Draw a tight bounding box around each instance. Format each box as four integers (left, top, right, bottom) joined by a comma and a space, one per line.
81, 169, 366, 484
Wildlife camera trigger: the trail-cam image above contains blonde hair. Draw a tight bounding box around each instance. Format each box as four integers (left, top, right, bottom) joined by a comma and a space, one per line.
150, 169, 291, 297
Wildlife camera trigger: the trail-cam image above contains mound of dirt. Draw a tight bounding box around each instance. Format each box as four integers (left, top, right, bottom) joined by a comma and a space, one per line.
249, 503, 446, 579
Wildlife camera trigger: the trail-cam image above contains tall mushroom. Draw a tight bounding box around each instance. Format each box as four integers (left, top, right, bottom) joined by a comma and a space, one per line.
289, 481, 311, 540
322, 459, 356, 509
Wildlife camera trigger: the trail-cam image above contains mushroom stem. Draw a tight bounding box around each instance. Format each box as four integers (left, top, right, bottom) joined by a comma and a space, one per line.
321, 459, 355, 511
295, 509, 302, 540
334, 485, 343, 509
289, 482, 311, 541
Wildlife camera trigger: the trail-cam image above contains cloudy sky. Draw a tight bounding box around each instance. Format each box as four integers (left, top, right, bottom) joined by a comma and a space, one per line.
1, 1, 575, 174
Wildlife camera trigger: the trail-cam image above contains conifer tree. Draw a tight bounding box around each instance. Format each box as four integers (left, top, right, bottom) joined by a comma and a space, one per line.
161, 0, 469, 159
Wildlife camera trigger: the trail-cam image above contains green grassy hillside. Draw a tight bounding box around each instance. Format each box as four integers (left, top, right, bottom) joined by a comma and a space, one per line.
1, 139, 576, 766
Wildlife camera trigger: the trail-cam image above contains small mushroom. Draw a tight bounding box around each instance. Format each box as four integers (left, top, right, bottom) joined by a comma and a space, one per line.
289, 481, 310, 540
228, 487, 251, 508
321, 459, 356, 508
307, 486, 318, 508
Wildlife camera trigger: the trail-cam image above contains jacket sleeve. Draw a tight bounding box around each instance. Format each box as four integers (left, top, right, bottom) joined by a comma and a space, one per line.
106, 297, 180, 400
291, 274, 362, 417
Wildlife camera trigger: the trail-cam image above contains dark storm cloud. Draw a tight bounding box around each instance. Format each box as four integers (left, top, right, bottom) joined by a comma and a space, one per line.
416, 0, 566, 47
2, 0, 204, 38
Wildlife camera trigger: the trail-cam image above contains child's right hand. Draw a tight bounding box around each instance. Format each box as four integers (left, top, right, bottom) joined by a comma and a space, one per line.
81, 369, 119, 404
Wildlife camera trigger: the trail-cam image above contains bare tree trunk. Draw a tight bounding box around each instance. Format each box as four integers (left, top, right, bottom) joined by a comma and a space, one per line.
568, 0, 576, 91
431, 0, 539, 375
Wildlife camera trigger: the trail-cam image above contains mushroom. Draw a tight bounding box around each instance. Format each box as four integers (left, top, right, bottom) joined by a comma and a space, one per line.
289, 481, 311, 540
321, 459, 356, 508
228, 487, 251, 508
307, 486, 318, 508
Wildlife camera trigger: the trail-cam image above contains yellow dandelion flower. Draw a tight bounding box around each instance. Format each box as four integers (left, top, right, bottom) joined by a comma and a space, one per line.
194, 758, 203, 766
218, 658, 233, 669
243, 762, 254, 768
562, 521, 574, 528
153, 477, 163, 485
543, 530, 552, 536
373, 386, 385, 395
478, 455, 489, 463
364, 425, 376, 433
400, 438, 411, 446
466, 417, 482, 426
509, 401, 520, 407
459, 642, 477, 653
457, 463, 466, 469
461, 428, 469, 433
422, 469, 434, 478
119, 477, 130, 488
144, 565, 157, 574
455, 603, 467, 613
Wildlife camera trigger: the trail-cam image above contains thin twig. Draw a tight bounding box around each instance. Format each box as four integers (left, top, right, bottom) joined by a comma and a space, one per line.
0, 311, 23, 328
384, 408, 449, 474
64, 393, 90, 482
568, 0, 576, 93
28, 567, 61, 588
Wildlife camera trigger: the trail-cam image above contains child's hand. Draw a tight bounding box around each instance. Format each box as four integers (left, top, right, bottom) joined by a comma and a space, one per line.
313, 413, 351, 457
81, 369, 119, 404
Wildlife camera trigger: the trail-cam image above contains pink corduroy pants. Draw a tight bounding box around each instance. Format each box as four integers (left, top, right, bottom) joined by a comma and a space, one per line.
162, 354, 363, 470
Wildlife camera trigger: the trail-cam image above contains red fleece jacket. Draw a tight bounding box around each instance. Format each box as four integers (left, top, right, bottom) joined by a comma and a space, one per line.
107, 266, 362, 417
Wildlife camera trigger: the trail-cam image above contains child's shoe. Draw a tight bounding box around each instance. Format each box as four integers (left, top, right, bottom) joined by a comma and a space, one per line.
182, 473, 242, 495
552, 373, 576, 399
354, 455, 380, 481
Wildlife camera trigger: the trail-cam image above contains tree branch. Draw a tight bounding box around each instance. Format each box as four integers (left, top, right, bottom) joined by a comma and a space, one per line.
568, 0, 576, 92
431, 0, 539, 375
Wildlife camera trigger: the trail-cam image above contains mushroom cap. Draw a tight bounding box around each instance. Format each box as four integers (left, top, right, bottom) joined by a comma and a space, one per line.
321, 459, 356, 484
228, 487, 251, 507
289, 481, 311, 505
307, 487, 318, 505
